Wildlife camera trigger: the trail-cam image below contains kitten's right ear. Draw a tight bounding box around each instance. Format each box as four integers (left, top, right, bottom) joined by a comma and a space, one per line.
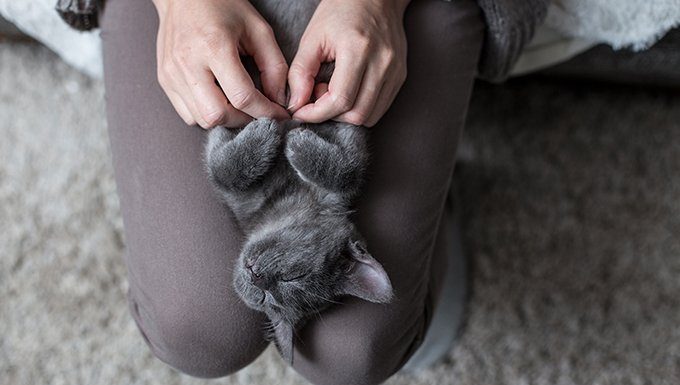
341, 240, 394, 303
268, 312, 294, 365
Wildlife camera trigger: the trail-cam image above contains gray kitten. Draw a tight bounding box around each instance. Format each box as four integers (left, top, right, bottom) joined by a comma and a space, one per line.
205, 119, 393, 363
203, 0, 394, 364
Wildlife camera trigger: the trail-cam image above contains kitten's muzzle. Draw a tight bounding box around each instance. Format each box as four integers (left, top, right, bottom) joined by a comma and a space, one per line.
248, 265, 275, 291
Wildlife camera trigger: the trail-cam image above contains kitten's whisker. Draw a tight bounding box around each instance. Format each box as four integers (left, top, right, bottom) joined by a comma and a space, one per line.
312, 308, 327, 328
305, 289, 342, 305
291, 282, 341, 305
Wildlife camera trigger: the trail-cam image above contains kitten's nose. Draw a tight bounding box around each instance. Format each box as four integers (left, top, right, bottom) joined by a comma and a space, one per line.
247, 265, 273, 290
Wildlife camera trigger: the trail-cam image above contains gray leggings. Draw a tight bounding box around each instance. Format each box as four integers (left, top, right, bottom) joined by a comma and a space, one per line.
99, 0, 483, 384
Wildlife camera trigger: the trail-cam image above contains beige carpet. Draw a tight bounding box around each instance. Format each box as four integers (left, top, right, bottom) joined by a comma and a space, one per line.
2, 40, 679, 385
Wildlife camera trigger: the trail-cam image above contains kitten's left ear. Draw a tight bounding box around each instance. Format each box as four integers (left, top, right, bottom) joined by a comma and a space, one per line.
341, 240, 394, 303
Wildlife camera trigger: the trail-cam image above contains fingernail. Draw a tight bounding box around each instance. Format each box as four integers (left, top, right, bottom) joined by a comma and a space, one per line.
287, 100, 298, 112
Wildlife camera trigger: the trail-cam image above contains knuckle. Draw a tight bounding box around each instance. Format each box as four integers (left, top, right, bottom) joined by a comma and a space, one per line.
157, 77, 170, 93
201, 106, 228, 127
171, 46, 194, 69
289, 62, 310, 79
203, 31, 230, 57
202, 109, 227, 127
380, 48, 396, 65
160, 60, 174, 78
332, 93, 354, 112
157, 65, 174, 89
229, 89, 256, 110
252, 20, 274, 38
156, 70, 168, 88
350, 32, 371, 51
265, 60, 288, 77
364, 118, 378, 128
344, 110, 368, 126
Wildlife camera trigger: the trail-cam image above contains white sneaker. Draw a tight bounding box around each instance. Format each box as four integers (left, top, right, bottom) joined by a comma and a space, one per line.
401, 184, 467, 372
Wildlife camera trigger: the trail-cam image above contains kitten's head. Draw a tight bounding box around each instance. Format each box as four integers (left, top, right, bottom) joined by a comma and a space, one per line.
233, 215, 393, 362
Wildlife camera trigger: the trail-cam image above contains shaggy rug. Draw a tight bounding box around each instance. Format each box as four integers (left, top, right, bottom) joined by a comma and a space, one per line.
1, 41, 679, 385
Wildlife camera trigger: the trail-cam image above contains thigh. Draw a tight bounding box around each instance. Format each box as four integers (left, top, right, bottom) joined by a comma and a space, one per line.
100, 0, 267, 378
292, 0, 484, 384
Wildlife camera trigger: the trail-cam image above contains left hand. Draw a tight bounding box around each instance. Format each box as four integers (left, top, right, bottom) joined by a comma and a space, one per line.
287, 0, 410, 127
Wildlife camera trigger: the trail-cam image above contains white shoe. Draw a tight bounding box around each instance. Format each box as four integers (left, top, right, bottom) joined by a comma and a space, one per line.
401, 184, 467, 372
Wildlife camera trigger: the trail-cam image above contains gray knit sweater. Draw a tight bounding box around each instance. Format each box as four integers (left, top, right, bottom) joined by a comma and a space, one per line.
55, 0, 550, 81
475, 0, 550, 81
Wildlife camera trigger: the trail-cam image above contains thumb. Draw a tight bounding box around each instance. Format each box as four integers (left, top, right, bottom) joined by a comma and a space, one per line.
287, 39, 322, 113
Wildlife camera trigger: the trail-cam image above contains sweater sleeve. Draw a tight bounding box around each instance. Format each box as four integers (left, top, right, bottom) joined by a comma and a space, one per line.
475, 0, 551, 82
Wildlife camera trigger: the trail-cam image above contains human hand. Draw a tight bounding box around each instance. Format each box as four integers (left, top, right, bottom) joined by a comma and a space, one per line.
287, 0, 410, 127
152, 0, 290, 129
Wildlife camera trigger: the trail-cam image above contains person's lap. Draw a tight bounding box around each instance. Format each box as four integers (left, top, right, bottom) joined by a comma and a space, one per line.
100, 0, 483, 383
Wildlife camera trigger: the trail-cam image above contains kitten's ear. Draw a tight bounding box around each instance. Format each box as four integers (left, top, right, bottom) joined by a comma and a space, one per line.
271, 316, 294, 365
341, 240, 394, 303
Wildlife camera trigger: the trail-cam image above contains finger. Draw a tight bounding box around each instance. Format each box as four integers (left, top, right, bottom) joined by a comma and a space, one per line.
209, 43, 289, 120
167, 67, 248, 129
157, 60, 203, 126
365, 73, 403, 127
166, 89, 196, 125
313, 82, 328, 101
292, 48, 369, 123
157, 23, 196, 125
173, 79, 210, 128
287, 38, 322, 112
334, 62, 385, 126
180, 63, 252, 128
244, 22, 289, 106
184, 89, 253, 129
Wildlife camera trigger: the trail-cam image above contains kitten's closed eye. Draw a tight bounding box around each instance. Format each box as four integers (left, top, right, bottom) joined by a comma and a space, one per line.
280, 272, 308, 282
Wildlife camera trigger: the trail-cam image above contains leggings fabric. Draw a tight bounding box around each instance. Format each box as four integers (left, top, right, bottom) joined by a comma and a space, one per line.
99, 1, 483, 384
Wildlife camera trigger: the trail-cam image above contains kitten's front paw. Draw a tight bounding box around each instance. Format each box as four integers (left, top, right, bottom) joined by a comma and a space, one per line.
238, 118, 282, 152
285, 128, 326, 176
207, 118, 283, 192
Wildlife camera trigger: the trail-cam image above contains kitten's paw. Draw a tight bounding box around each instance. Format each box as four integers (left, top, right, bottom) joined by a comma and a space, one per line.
287, 127, 363, 194
207, 118, 283, 192
238, 118, 282, 153
285, 128, 326, 167
206, 125, 235, 153
205, 126, 236, 173
234, 118, 282, 160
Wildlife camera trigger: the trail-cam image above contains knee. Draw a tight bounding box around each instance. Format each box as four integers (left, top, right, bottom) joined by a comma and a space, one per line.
127, 292, 268, 378
295, 305, 427, 385
332, 339, 406, 385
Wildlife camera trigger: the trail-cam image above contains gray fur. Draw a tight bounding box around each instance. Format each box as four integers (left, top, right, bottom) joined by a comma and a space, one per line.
205, 118, 394, 364
203, 0, 393, 365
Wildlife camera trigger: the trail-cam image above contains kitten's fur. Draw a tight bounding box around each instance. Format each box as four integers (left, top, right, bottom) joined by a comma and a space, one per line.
204, 0, 394, 364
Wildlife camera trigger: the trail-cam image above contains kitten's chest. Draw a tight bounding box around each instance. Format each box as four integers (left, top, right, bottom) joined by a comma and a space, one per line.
236, 155, 314, 231
249, 0, 322, 62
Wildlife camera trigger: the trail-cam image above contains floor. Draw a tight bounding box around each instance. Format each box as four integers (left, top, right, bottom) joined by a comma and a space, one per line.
2, 40, 679, 385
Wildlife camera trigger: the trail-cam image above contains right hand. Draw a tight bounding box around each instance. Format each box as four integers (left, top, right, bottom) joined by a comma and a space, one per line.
152, 0, 290, 129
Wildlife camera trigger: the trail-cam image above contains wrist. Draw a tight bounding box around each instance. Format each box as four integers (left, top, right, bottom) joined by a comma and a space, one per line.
151, 0, 169, 16
372, 0, 411, 12
356, 0, 411, 17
